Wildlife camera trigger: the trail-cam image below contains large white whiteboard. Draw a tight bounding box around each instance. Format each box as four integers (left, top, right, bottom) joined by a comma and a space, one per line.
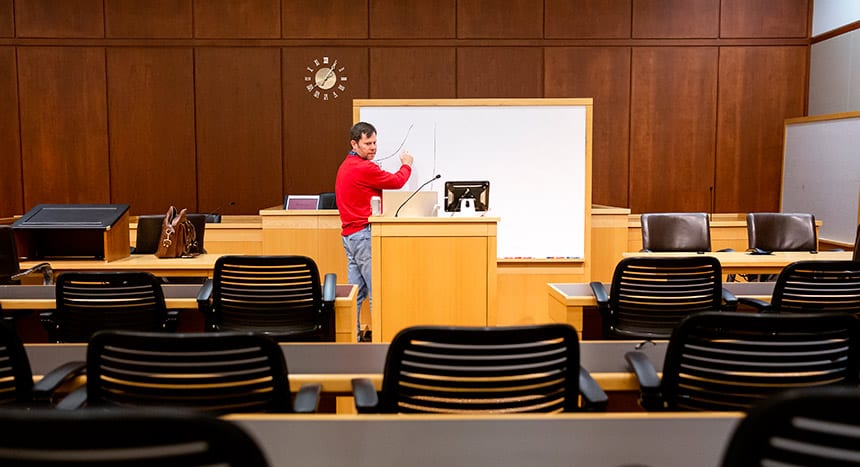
782, 113, 860, 244
355, 99, 592, 259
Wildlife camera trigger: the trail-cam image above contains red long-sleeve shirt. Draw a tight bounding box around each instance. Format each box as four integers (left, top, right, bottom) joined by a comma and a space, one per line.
335, 154, 412, 236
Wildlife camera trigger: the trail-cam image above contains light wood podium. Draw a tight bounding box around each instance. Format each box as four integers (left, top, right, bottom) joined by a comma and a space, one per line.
370, 216, 498, 342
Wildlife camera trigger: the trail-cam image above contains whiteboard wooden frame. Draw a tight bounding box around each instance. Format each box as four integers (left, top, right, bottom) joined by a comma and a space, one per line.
782, 111, 860, 245
353, 98, 592, 261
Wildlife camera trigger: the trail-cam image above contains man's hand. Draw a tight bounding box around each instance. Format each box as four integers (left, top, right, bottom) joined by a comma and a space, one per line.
399, 150, 414, 166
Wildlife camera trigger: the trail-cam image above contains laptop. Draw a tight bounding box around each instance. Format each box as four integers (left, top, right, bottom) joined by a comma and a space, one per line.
284, 195, 320, 210
381, 191, 438, 217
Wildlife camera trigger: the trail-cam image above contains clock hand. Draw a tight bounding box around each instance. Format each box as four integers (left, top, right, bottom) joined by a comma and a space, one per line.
318, 60, 337, 88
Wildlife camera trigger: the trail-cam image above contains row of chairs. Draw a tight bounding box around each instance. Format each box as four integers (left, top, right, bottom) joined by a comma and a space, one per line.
591, 256, 860, 340
640, 211, 821, 253
1, 385, 855, 466
5, 311, 860, 415
1, 249, 336, 343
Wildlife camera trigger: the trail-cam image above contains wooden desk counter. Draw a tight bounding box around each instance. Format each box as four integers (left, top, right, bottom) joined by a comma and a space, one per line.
20, 254, 224, 278
2, 283, 358, 343
621, 250, 852, 275
228, 412, 742, 467
547, 281, 776, 338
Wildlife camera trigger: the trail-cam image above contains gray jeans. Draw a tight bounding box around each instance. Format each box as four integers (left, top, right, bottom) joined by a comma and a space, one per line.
342, 226, 372, 336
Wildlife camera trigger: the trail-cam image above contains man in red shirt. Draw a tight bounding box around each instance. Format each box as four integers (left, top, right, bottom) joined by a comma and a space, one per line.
335, 122, 413, 341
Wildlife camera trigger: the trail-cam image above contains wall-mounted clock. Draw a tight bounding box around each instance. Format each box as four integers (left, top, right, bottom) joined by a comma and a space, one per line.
304, 56, 347, 101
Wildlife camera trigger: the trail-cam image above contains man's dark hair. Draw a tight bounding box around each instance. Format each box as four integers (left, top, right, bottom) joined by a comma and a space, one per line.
350, 122, 376, 143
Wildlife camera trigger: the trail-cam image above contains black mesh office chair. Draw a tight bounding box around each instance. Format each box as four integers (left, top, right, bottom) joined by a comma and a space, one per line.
197, 255, 336, 342
625, 311, 860, 411
640, 212, 712, 253
590, 256, 737, 339
58, 330, 320, 413
43, 271, 178, 343
720, 386, 860, 467
351, 324, 608, 413
738, 260, 860, 314
0, 225, 53, 285
0, 409, 270, 466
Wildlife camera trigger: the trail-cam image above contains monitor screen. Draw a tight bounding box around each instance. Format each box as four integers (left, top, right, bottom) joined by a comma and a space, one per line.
444, 181, 490, 212
284, 195, 320, 210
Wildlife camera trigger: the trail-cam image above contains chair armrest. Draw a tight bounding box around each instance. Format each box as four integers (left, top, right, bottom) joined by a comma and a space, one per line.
578, 366, 608, 412
196, 279, 215, 330
737, 297, 772, 312
322, 273, 336, 305
351, 377, 380, 413
589, 281, 612, 323
639, 248, 652, 253
11, 262, 54, 285
55, 385, 87, 410
716, 248, 735, 252
624, 351, 664, 411
293, 383, 322, 413
32, 361, 86, 403
721, 288, 738, 311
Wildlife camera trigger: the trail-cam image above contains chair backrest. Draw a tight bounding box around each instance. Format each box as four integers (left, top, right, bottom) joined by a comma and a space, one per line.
378, 324, 581, 413
0, 408, 270, 466
86, 330, 294, 414
186, 213, 207, 255
318, 191, 337, 209
0, 322, 34, 406
54, 271, 170, 342
0, 225, 22, 283
605, 256, 724, 339
660, 311, 860, 411
769, 260, 860, 314
721, 386, 860, 467
640, 212, 711, 252
746, 212, 817, 252
210, 255, 332, 341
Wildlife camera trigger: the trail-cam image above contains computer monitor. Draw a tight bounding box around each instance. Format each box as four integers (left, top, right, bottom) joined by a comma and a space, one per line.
284, 195, 320, 210
444, 181, 490, 213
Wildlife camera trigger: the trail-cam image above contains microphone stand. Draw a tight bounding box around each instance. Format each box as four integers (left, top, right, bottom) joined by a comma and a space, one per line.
395, 174, 441, 217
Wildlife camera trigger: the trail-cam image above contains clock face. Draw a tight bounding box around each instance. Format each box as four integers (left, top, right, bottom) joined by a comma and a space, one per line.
304, 56, 348, 101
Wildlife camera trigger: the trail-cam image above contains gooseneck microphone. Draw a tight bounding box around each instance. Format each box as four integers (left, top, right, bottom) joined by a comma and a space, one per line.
395, 174, 441, 217
207, 201, 236, 223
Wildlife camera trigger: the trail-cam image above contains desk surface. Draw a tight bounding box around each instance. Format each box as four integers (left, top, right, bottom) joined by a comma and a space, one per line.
621, 250, 852, 274
0, 283, 356, 310
549, 281, 775, 307
20, 253, 226, 277
227, 412, 742, 467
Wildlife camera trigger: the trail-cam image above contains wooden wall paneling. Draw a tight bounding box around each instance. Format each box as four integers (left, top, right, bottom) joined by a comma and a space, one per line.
457, 47, 543, 98
457, 0, 543, 38
370, 0, 455, 38
629, 47, 719, 213
0, 0, 12, 37
632, 0, 719, 38
720, 0, 809, 38
193, 0, 280, 38
545, 47, 631, 208
283, 0, 368, 38
14, 0, 104, 37
282, 47, 369, 195
105, 0, 192, 38
17, 47, 110, 206
107, 48, 196, 215
369, 48, 456, 98
545, 0, 631, 39
0, 47, 21, 216
715, 46, 808, 213
195, 48, 282, 215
